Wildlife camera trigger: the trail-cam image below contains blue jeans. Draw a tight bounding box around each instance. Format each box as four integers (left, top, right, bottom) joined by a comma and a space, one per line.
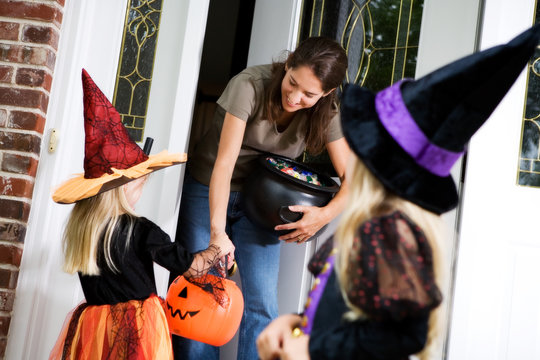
172, 173, 281, 360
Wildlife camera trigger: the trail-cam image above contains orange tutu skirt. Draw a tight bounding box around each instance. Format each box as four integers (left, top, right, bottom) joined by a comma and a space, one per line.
49, 295, 173, 360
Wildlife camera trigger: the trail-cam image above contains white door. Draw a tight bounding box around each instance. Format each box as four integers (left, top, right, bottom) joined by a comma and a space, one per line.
447, 0, 540, 359
6, 0, 210, 358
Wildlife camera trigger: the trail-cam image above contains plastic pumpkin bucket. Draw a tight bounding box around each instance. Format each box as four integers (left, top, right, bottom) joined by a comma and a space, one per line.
165, 275, 244, 346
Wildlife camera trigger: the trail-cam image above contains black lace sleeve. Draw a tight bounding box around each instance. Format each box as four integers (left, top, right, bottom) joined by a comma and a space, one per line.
346, 211, 442, 321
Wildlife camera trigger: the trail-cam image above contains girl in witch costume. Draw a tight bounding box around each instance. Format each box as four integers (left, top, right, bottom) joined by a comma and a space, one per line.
257, 24, 540, 360
49, 70, 235, 360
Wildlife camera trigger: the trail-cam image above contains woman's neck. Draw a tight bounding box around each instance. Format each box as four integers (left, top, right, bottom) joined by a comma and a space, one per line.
276, 111, 295, 132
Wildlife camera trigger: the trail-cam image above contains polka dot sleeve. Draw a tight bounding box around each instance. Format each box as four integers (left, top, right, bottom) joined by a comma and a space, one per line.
346, 211, 442, 321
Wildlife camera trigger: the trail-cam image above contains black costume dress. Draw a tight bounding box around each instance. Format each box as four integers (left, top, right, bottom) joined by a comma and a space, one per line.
49, 215, 195, 360
304, 211, 442, 360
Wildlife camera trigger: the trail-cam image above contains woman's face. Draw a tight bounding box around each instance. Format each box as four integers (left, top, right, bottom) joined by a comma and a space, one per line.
281, 65, 332, 113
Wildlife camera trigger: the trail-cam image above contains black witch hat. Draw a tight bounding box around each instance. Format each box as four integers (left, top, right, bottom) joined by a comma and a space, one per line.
340, 24, 540, 214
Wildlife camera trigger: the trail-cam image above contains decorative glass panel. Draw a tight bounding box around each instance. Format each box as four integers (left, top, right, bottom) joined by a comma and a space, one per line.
298, 0, 423, 90
298, 0, 424, 172
113, 0, 164, 142
517, 3, 540, 187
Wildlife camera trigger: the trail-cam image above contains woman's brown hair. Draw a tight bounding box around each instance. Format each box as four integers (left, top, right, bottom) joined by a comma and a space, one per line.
264, 36, 348, 154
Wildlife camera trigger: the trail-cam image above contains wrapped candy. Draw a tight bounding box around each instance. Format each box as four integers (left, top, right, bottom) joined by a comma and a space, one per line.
266, 157, 322, 186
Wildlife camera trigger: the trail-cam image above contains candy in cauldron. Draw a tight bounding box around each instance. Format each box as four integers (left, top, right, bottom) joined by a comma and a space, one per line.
242, 155, 339, 235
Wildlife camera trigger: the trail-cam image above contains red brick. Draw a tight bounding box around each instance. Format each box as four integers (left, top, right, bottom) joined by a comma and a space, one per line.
0, 86, 49, 112
0, 315, 10, 337
0, 290, 15, 312
0, 109, 6, 127
0, 338, 6, 358
0, 269, 18, 289
0, 199, 31, 222
22, 25, 59, 48
1, 153, 39, 176
0, 131, 41, 154
0, 65, 13, 83
0, 176, 34, 198
8, 110, 46, 133
16, 67, 52, 90
0, 244, 22, 267
0, 221, 26, 243
0, 43, 56, 70
0, 22, 19, 41
0, 1, 63, 28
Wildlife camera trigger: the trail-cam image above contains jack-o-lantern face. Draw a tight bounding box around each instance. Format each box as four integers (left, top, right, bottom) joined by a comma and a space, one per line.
165, 275, 244, 346
166, 285, 200, 319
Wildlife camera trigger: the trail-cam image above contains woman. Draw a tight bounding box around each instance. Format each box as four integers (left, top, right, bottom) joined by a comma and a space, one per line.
256, 24, 540, 359
173, 36, 350, 360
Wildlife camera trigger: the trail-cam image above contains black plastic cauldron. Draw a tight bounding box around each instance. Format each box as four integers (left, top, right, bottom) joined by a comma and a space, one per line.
242, 155, 340, 235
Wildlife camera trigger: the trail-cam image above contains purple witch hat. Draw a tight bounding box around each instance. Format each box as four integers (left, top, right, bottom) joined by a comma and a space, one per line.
340, 24, 540, 214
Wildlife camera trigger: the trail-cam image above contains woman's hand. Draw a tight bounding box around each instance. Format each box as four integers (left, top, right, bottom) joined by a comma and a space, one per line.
275, 138, 351, 244
209, 231, 235, 261
280, 333, 310, 360
274, 205, 329, 243
256, 313, 302, 360
209, 231, 235, 276
184, 232, 235, 278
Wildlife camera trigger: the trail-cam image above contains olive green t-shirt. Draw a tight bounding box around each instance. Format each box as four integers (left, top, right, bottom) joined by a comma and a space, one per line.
188, 64, 343, 191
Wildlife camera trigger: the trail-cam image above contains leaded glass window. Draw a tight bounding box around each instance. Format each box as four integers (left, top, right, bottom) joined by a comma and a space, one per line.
517, 3, 540, 187
298, 0, 424, 171
298, 0, 424, 90
113, 0, 163, 142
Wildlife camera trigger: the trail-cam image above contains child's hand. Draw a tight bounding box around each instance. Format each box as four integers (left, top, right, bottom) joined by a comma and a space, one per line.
257, 314, 303, 360
279, 333, 310, 360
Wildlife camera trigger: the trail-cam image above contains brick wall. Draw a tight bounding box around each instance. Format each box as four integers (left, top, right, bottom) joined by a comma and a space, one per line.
0, 0, 65, 358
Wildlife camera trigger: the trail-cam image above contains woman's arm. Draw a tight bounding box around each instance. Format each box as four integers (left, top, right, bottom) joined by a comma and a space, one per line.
275, 137, 351, 242
208, 112, 246, 251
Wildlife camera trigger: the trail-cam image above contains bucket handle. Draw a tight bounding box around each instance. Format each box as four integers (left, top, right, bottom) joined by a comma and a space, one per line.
278, 206, 302, 223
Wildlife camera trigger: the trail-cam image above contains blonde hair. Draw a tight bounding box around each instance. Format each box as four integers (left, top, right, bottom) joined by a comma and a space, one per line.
62, 186, 137, 275
335, 157, 447, 360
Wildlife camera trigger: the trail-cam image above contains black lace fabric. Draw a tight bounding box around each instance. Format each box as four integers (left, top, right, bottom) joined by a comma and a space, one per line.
347, 211, 442, 321
61, 303, 89, 358
184, 244, 230, 308
58, 296, 168, 359
308, 237, 335, 275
